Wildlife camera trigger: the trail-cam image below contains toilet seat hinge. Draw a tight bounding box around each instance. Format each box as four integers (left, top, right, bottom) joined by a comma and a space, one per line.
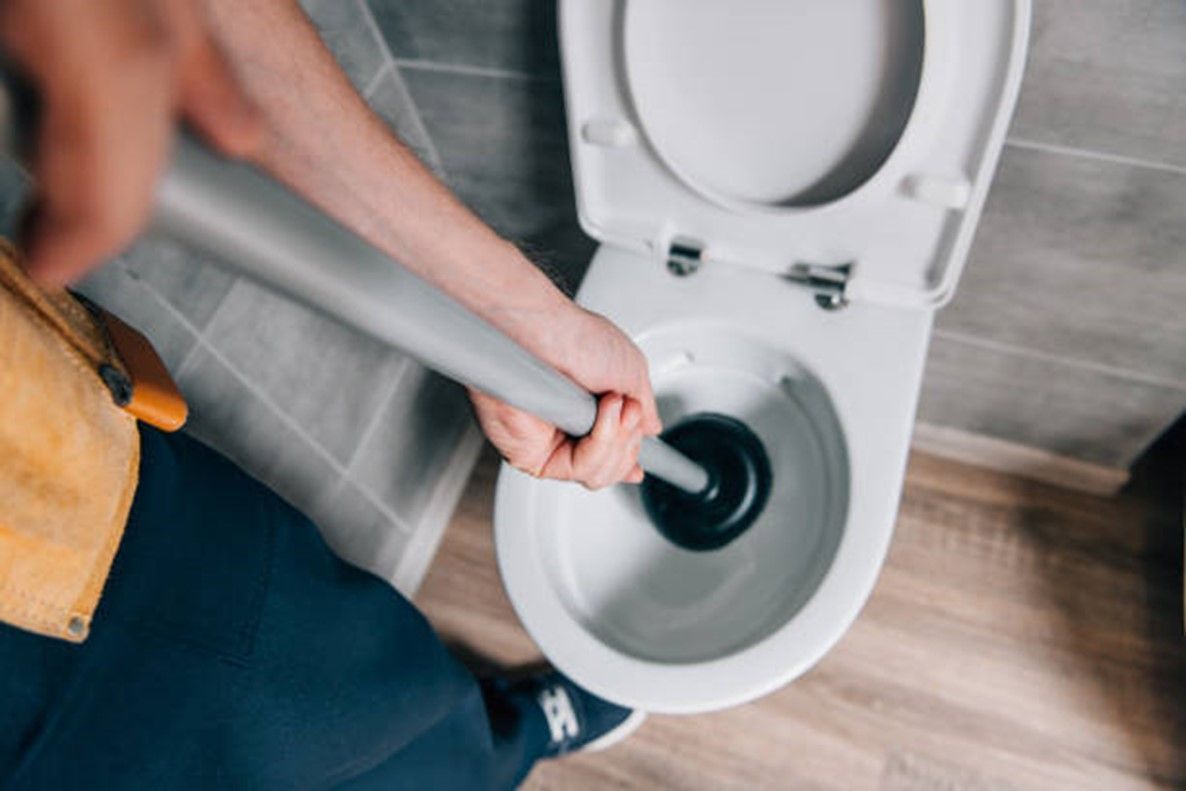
665, 236, 703, 277
783, 262, 852, 311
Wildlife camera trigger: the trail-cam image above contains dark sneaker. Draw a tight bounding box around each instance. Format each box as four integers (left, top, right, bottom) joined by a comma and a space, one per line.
523, 671, 646, 756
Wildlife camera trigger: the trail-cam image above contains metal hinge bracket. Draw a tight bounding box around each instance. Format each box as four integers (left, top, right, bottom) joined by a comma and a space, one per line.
783, 262, 853, 310
665, 236, 703, 277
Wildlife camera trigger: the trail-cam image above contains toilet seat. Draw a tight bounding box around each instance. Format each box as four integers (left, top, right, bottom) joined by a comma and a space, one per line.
494, 0, 1030, 712
560, 0, 1030, 308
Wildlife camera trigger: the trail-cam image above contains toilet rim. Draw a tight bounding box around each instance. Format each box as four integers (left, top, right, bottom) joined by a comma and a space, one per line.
620, 0, 960, 217
493, 314, 913, 713
495, 438, 892, 713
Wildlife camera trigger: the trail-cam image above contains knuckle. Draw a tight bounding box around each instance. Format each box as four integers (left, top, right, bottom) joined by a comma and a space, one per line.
508, 450, 548, 478
509, 458, 541, 477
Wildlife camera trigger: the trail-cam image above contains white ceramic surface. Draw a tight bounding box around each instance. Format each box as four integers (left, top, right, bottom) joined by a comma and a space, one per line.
624, 0, 925, 208
560, 0, 1031, 307
494, 0, 1030, 712
537, 324, 850, 665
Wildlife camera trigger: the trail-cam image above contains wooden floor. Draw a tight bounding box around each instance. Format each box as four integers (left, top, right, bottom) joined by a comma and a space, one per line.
416, 446, 1186, 790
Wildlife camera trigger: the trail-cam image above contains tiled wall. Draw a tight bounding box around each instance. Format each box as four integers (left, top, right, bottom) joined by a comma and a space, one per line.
73, 0, 484, 596
925, 0, 1186, 470
366, 0, 1186, 476
367, 0, 594, 292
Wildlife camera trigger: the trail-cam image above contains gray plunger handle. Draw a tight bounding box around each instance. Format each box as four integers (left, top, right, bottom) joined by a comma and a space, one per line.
154, 136, 711, 494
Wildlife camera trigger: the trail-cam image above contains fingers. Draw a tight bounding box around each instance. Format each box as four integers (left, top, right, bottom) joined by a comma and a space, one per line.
627, 464, 645, 485
0, 0, 260, 286
617, 401, 645, 484
634, 369, 663, 436
16, 5, 175, 285
577, 394, 626, 487
568, 395, 646, 490
468, 388, 566, 478
569, 310, 662, 437
470, 388, 646, 489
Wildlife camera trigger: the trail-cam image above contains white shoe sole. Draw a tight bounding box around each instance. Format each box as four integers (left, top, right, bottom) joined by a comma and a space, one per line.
578, 709, 648, 753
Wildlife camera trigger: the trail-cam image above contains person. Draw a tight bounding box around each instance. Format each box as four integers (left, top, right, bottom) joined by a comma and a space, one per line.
0, 0, 659, 787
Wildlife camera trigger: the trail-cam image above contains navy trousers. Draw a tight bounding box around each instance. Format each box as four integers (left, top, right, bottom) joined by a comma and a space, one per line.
0, 427, 545, 789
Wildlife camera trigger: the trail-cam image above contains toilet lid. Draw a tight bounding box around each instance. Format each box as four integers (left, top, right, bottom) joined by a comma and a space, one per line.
623, 1, 922, 211
561, 0, 1030, 308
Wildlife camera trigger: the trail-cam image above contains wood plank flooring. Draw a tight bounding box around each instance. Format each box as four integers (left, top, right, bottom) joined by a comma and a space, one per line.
415, 446, 1186, 790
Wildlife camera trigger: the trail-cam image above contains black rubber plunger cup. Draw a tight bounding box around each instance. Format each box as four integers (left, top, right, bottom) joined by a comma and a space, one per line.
641, 413, 773, 552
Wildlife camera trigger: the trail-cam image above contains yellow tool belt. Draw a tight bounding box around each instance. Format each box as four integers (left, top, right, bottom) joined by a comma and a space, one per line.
0, 242, 186, 642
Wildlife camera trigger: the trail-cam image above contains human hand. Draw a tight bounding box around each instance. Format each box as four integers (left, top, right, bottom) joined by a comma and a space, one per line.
0, 0, 262, 287
469, 306, 662, 490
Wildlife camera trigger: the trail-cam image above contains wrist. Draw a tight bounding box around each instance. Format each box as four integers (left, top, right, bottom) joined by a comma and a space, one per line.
479, 241, 583, 357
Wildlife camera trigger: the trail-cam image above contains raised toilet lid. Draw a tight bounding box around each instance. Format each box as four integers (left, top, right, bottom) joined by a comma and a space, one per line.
624, 1, 924, 210
560, 0, 1031, 308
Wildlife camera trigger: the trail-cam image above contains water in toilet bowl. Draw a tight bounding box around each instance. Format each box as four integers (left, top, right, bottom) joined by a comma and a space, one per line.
532, 322, 850, 665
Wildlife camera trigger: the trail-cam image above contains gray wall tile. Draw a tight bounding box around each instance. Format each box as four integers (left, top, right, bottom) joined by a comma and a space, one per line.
122, 237, 237, 330
176, 345, 340, 513
309, 481, 411, 582
919, 334, 1184, 468
401, 68, 593, 290
350, 363, 474, 526
75, 260, 199, 372
367, 0, 559, 76
368, 68, 443, 173
201, 279, 409, 464
1013, 0, 1186, 167
302, 0, 387, 91
941, 145, 1186, 386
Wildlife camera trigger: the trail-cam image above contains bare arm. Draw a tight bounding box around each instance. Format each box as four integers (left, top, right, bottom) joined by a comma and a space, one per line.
202, 0, 659, 487
202, 1, 557, 347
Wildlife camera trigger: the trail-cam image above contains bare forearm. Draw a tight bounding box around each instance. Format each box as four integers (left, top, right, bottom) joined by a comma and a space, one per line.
201, 0, 574, 352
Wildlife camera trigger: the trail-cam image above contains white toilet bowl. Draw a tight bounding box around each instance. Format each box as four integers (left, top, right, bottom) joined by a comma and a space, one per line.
495, 0, 1030, 713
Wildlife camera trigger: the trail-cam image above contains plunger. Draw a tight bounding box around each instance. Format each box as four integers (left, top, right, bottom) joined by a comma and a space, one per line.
2, 78, 773, 550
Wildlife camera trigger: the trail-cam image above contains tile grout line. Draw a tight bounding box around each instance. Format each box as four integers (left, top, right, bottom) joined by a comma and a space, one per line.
109, 256, 202, 375
1005, 137, 1186, 177
392, 57, 557, 83
354, 0, 446, 175
345, 0, 460, 534
132, 272, 412, 531
360, 59, 394, 99
307, 353, 411, 522
342, 355, 414, 475
933, 328, 1186, 392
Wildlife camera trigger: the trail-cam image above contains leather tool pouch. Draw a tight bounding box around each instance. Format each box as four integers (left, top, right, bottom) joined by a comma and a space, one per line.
0, 244, 185, 641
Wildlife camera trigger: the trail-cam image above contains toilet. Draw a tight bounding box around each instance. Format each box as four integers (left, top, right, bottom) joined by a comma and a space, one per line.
495, 0, 1031, 714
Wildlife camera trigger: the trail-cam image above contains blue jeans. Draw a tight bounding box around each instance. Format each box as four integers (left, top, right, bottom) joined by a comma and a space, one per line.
0, 427, 545, 789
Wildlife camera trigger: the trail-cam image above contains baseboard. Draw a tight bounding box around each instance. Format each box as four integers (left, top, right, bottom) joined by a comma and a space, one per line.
911, 422, 1130, 496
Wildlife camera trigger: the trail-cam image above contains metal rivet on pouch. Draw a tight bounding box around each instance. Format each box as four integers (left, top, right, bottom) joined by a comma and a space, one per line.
98, 363, 133, 407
